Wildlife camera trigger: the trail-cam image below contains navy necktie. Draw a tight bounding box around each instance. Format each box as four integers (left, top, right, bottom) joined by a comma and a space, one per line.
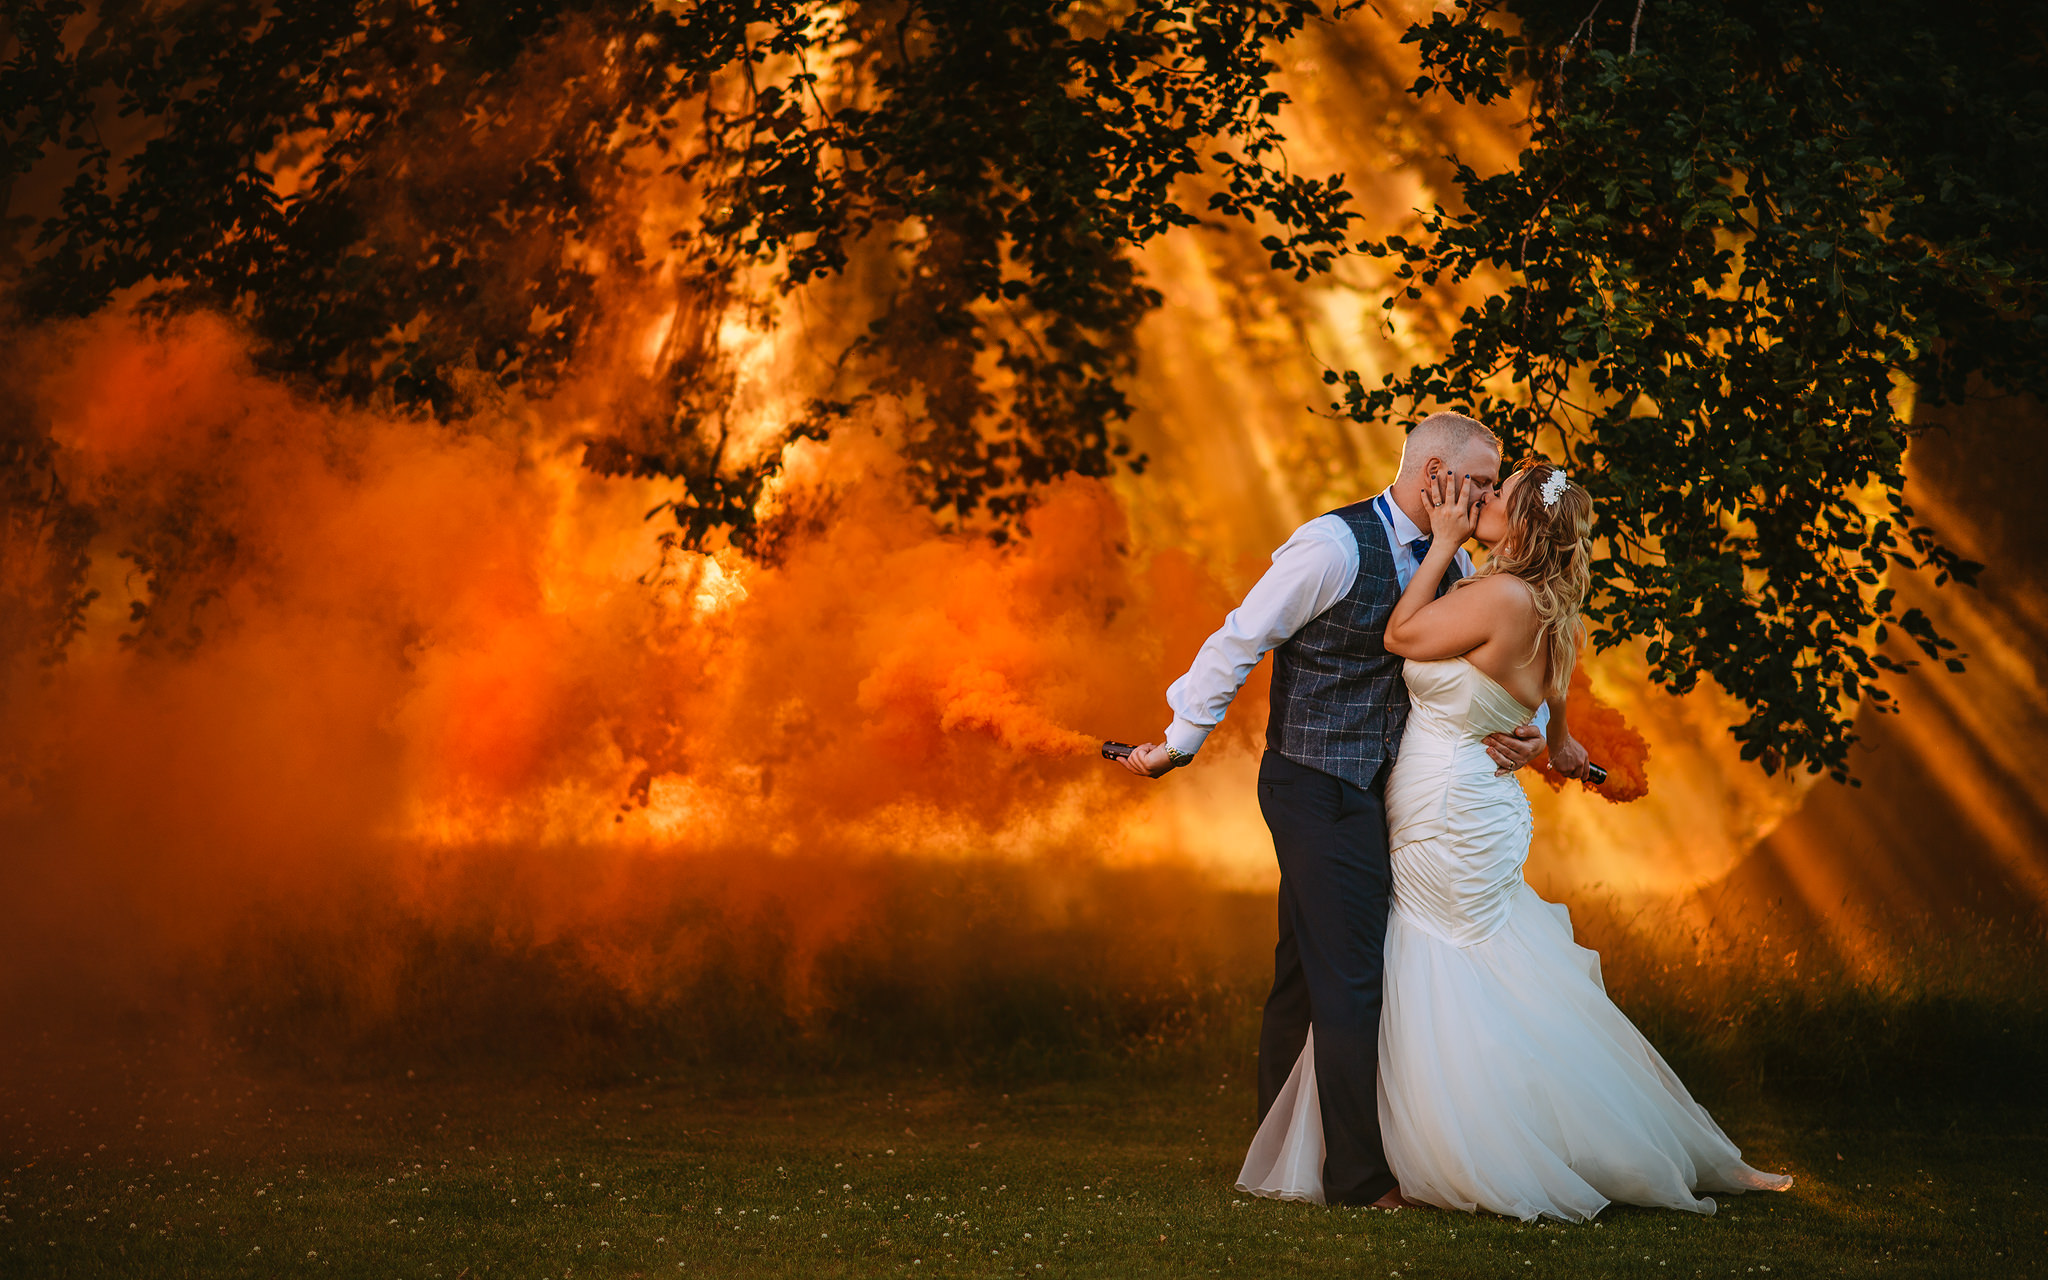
1407, 535, 1432, 561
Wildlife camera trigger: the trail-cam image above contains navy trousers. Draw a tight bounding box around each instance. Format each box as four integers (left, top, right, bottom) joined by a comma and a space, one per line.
1254, 748, 1398, 1206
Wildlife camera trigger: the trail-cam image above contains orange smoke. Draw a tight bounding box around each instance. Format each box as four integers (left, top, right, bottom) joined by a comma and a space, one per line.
0, 309, 1680, 1055
0, 311, 1257, 1035
1536, 666, 1652, 803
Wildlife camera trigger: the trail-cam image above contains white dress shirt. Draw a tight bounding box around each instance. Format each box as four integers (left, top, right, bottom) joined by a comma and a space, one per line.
1163, 485, 1543, 757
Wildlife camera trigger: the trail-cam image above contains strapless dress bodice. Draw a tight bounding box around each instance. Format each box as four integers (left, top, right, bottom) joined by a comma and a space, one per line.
1401, 655, 1537, 742
1384, 657, 1539, 947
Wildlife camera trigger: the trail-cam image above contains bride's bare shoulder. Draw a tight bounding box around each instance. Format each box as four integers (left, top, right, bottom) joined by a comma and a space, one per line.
1459, 570, 1539, 614
1458, 572, 1543, 651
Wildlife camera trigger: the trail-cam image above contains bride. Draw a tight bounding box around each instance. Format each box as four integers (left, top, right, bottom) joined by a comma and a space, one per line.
1236, 459, 1793, 1221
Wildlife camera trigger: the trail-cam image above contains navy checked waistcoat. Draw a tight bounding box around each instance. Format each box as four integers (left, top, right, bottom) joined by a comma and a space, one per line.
1265, 500, 1463, 789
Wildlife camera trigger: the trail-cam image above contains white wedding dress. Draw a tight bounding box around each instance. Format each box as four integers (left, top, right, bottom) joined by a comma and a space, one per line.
1237, 656, 1792, 1220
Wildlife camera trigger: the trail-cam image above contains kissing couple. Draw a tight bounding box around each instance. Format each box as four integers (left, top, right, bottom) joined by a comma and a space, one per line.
1121, 412, 1792, 1221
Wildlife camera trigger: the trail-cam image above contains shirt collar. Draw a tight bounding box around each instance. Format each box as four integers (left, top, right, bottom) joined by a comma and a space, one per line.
1375, 484, 1426, 545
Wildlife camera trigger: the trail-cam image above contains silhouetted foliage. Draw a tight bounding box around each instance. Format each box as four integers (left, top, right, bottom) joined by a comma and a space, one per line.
1, 0, 1360, 546
1331, 0, 2044, 779
4, 0, 2043, 776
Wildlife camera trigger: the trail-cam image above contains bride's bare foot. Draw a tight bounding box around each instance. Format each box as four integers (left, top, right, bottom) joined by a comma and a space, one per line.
1370, 1188, 1424, 1210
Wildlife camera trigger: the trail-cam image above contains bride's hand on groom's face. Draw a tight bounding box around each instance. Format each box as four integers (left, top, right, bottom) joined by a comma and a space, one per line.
1423, 472, 1481, 546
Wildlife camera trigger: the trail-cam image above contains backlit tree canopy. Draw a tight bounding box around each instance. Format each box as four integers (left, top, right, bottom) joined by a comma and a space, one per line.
1335, 0, 2043, 778
4, 0, 2043, 779
2, 0, 1360, 541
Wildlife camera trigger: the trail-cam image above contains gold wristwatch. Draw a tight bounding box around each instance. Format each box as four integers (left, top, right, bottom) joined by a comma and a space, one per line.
1164, 745, 1193, 769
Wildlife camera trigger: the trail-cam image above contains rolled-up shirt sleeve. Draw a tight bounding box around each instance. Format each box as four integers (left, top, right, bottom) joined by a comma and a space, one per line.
1162, 515, 1359, 757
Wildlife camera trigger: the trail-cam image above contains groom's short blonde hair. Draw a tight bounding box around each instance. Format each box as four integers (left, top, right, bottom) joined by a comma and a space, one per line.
1397, 411, 1502, 480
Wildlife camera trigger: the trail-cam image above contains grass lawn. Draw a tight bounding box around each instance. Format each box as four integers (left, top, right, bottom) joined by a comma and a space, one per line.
5, 1061, 2042, 1279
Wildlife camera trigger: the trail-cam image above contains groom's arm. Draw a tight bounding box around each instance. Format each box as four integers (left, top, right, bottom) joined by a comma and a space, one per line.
1482, 723, 1546, 775
1120, 518, 1357, 778
1483, 709, 1548, 775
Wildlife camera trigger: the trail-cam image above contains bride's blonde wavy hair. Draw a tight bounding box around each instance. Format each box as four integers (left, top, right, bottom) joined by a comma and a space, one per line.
1462, 458, 1592, 698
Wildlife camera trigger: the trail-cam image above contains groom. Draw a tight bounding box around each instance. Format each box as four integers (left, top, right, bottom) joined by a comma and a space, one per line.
1122, 411, 1545, 1206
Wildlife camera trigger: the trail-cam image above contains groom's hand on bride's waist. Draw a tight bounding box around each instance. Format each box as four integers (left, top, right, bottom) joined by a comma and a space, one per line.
1120, 743, 1185, 779
1483, 723, 1545, 775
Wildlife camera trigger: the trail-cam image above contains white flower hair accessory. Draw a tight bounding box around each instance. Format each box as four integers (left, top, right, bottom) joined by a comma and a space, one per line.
1539, 468, 1571, 509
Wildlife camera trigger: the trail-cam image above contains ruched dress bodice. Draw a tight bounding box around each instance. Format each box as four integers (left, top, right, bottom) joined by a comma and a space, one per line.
1384, 657, 1537, 946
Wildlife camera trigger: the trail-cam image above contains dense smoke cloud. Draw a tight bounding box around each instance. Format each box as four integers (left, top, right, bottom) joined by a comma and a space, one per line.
0, 311, 1266, 1053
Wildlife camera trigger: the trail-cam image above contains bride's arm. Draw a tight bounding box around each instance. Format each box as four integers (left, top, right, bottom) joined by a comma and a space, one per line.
1384, 568, 1509, 659
1545, 692, 1569, 750
1544, 687, 1590, 777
